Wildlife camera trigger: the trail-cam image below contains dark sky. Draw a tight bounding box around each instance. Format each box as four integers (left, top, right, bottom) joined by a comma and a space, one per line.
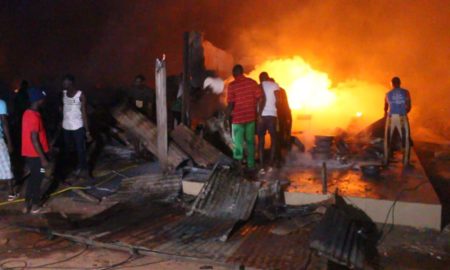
0, 0, 236, 88
0, 0, 448, 136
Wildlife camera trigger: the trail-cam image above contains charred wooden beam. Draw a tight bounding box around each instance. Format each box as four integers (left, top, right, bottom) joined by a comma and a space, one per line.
112, 105, 189, 170
120, 173, 181, 195
171, 124, 223, 167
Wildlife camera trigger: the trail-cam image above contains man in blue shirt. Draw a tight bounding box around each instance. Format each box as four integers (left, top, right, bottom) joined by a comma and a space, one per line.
383, 77, 412, 166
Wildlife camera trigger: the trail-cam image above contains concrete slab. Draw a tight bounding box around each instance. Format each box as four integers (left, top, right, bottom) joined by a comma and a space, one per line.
182, 149, 442, 230
285, 149, 442, 230
182, 180, 204, 196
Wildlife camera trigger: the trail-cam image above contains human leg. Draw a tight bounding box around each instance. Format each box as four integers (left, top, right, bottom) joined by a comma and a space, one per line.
63, 129, 74, 170
383, 116, 391, 165
25, 158, 44, 211
267, 116, 278, 166
73, 127, 88, 171
257, 118, 267, 168
232, 124, 245, 162
402, 116, 411, 165
244, 122, 256, 169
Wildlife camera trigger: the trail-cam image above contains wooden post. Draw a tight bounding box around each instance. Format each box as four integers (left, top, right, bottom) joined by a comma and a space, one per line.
155, 56, 168, 171
182, 32, 191, 127
321, 162, 328, 194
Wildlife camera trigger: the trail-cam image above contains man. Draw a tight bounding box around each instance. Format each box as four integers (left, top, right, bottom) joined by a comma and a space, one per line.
22, 88, 49, 214
383, 77, 412, 166
61, 74, 92, 180
226, 65, 262, 171
130, 74, 155, 121
258, 72, 280, 173
277, 85, 292, 150
0, 97, 16, 200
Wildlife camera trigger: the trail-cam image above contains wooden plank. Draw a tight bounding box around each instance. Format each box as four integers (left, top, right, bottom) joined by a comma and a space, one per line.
171, 124, 223, 167
120, 173, 181, 194
155, 57, 168, 171
112, 105, 188, 170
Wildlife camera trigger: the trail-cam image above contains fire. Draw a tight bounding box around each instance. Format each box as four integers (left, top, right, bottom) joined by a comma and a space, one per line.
249, 57, 335, 111
249, 56, 386, 134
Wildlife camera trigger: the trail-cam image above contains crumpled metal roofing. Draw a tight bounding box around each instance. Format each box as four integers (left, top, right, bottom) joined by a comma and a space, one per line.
189, 165, 261, 221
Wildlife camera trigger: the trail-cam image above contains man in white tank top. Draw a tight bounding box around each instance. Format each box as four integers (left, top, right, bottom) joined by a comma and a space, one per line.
61, 74, 92, 180
257, 72, 280, 174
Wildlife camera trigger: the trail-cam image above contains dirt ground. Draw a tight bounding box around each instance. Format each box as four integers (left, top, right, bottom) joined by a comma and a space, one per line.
0, 223, 230, 270
0, 142, 448, 269
0, 219, 448, 270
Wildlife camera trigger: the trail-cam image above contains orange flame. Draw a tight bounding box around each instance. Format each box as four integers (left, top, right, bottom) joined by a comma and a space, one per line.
249, 56, 386, 135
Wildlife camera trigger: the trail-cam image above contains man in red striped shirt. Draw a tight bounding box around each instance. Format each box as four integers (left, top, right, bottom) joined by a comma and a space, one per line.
225, 65, 262, 169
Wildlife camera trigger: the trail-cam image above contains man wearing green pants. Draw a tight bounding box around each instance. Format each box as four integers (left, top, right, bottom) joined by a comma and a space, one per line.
226, 65, 262, 170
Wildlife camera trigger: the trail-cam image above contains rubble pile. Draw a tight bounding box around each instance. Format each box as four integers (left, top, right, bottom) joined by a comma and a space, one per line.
311, 135, 335, 160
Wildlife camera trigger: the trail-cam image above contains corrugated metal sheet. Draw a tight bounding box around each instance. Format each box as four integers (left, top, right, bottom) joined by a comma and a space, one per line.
35, 166, 320, 269
46, 202, 321, 269
309, 196, 379, 270
189, 166, 260, 220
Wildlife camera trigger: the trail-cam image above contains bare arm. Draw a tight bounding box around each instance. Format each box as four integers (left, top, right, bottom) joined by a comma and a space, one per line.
225, 102, 234, 120
31, 132, 48, 167
80, 93, 90, 134
1, 115, 13, 153
224, 102, 234, 130
274, 90, 281, 111
258, 93, 266, 118
405, 91, 412, 113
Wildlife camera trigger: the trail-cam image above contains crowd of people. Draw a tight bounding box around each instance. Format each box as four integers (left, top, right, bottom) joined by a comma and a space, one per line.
0, 65, 412, 214
0, 74, 92, 214
225, 64, 412, 177
225, 64, 293, 176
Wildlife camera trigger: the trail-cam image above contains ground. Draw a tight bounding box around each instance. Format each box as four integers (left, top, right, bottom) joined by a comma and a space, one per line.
0, 223, 229, 270
0, 217, 448, 269
0, 141, 448, 269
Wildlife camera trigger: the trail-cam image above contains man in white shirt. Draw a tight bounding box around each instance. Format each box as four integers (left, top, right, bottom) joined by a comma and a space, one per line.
258, 72, 280, 173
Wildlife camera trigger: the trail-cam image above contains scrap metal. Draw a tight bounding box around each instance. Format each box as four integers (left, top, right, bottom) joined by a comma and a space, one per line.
112, 104, 189, 169
171, 124, 225, 167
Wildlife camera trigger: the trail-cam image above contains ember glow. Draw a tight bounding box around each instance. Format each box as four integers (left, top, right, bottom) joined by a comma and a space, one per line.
249, 57, 386, 135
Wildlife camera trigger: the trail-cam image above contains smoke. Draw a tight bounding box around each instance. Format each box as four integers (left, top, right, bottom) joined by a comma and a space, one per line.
247, 57, 386, 135
1, 0, 448, 139
227, 0, 449, 139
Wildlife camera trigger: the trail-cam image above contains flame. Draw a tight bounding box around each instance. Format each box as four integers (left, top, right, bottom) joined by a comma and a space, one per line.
249, 57, 335, 110
249, 56, 386, 134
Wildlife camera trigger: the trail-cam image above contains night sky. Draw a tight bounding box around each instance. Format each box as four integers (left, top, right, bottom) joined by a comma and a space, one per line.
0, 0, 448, 136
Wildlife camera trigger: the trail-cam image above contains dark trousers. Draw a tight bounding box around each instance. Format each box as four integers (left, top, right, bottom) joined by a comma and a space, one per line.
257, 116, 278, 166
63, 128, 88, 171
25, 157, 44, 207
